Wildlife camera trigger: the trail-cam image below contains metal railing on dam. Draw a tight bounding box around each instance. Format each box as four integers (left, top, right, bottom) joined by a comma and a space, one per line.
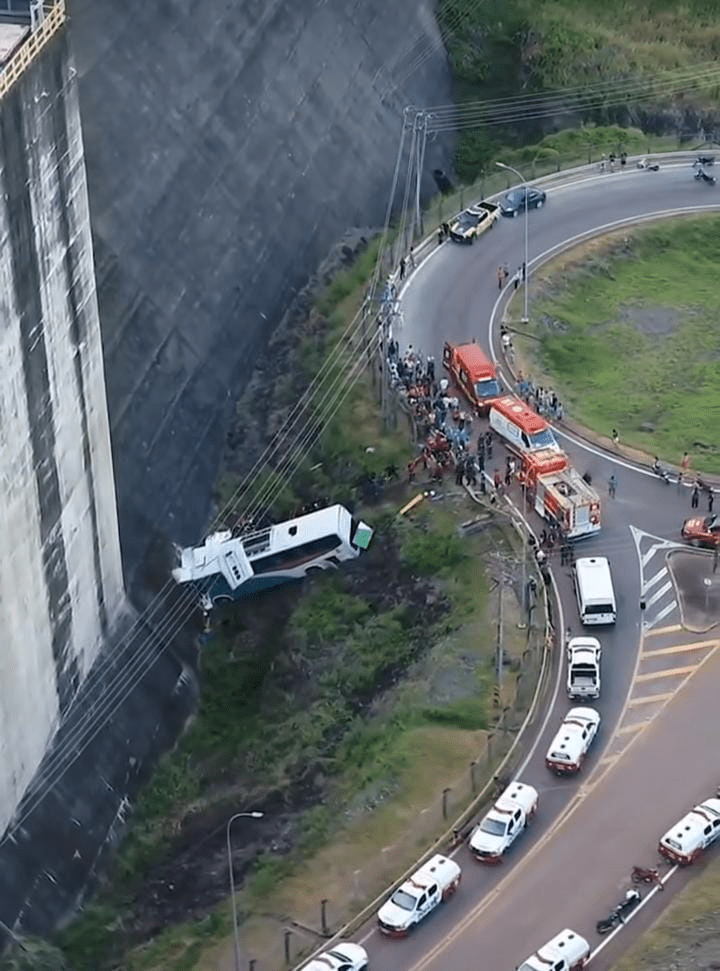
0, 0, 65, 103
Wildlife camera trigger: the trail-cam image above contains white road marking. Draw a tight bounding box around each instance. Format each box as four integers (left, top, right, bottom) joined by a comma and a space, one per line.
589, 863, 678, 961
646, 600, 677, 628
643, 566, 668, 592
645, 580, 672, 609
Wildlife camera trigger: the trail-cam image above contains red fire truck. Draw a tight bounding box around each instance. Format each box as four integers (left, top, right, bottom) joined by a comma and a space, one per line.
520, 450, 601, 539
487, 396, 601, 537
442, 342, 504, 416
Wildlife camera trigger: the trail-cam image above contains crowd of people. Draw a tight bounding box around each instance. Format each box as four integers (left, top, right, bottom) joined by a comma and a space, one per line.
514, 371, 564, 420
389, 341, 498, 490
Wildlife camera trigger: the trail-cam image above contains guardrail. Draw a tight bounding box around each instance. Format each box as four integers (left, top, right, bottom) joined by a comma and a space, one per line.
0, 0, 66, 104
400, 149, 719, 276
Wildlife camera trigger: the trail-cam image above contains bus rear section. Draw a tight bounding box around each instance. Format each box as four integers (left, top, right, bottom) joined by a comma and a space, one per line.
574, 557, 616, 625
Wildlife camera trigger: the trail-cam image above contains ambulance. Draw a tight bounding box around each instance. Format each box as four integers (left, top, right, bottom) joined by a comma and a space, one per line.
442, 341, 504, 416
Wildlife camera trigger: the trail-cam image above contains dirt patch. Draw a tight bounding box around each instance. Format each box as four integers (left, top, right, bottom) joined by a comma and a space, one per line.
619, 304, 684, 336
112, 526, 450, 945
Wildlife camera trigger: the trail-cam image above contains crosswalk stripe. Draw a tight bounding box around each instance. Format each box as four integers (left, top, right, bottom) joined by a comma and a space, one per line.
635, 664, 696, 682
647, 600, 677, 626
642, 639, 720, 658
644, 566, 668, 593
645, 580, 673, 609
628, 692, 674, 707
641, 544, 662, 568
643, 624, 683, 638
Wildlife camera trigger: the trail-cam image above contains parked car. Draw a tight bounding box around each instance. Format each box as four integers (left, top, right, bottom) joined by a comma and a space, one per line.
468, 780, 538, 863
517, 929, 590, 971
301, 944, 368, 971
545, 707, 600, 775
499, 186, 546, 217
681, 515, 720, 548
658, 797, 720, 865
377, 853, 461, 936
566, 637, 601, 700
448, 202, 499, 243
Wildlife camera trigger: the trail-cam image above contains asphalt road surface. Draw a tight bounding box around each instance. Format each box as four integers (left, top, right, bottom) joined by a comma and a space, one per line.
349, 161, 720, 970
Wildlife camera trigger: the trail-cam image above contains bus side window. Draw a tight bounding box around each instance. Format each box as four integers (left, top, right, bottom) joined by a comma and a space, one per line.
522, 433, 530, 449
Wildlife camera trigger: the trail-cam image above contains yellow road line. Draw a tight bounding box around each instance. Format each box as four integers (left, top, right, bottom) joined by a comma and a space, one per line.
635, 664, 697, 682
405, 643, 720, 971
628, 692, 674, 707
616, 721, 647, 735
642, 639, 719, 658
642, 624, 683, 637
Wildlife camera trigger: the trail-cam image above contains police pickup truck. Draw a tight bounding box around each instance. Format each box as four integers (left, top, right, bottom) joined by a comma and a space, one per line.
516, 929, 590, 971
377, 854, 461, 936
566, 637, 601, 700
658, 796, 720, 865
468, 781, 538, 863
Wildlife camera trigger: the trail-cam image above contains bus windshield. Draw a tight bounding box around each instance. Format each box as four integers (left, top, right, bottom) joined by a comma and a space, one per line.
528, 428, 558, 450
474, 378, 502, 399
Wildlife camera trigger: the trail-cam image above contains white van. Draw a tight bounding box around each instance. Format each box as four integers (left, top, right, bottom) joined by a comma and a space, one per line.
574, 556, 616, 625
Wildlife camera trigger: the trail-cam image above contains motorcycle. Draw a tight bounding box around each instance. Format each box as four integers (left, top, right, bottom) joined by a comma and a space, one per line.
694, 165, 717, 185
652, 460, 672, 484
636, 158, 660, 171
632, 864, 664, 889
696, 154, 716, 166
596, 889, 642, 935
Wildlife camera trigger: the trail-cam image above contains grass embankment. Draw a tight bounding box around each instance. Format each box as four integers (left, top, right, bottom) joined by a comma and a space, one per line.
513, 215, 720, 474
52, 239, 539, 971
438, 0, 720, 181
613, 855, 720, 971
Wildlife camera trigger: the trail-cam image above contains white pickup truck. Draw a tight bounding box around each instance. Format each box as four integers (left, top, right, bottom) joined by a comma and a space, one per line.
377, 853, 461, 936
516, 928, 590, 971
658, 796, 720, 865
566, 637, 601, 700
469, 781, 538, 863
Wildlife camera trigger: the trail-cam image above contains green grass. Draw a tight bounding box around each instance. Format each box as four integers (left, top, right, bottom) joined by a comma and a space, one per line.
519, 215, 720, 472
437, 0, 720, 181
613, 856, 720, 971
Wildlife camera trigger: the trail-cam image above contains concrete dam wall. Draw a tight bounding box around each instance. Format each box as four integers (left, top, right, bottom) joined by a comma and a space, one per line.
0, 12, 126, 839
70, 0, 454, 582
0, 0, 454, 940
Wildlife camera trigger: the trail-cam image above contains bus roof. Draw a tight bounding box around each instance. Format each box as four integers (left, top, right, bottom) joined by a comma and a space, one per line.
173, 504, 353, 586
491, 396, 549, 435
452, 342, 496, 380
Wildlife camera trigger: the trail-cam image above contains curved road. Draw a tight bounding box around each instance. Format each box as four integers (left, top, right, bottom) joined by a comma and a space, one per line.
350, 162, 720, 970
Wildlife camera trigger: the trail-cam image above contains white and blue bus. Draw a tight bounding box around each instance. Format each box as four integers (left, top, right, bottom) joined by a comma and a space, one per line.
173, 504, 373, 608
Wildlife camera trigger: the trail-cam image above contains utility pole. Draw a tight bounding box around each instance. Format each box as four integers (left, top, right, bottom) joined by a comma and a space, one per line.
496, 569, 504, 686
414, 112, 428, 240
518, 477, 527, 629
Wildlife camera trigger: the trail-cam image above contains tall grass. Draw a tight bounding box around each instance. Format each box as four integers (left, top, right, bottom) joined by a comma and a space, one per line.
524, 216, 720, 471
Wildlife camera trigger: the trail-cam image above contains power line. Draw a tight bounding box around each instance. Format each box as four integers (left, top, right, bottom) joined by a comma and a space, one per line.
4, 132, 413, 840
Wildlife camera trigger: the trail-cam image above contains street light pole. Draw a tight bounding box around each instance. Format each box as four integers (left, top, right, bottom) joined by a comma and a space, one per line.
227, 811, 264, 971
496, 162, 529, 324
496, 160, 532, 622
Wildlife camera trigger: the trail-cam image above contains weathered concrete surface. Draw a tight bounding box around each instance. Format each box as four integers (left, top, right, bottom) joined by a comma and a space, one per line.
0, 19, 197, 943
69, 0, 454, 581
0, 24, 126, 838
1, 0, 453, 941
